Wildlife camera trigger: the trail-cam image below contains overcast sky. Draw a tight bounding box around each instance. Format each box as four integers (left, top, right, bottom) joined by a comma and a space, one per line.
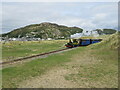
1, 2, 118, 34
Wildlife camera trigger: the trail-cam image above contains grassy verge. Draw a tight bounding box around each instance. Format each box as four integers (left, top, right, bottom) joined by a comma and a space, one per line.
64, 47, 118, 87
2, 47, 85, 88
2, 40, 67, 61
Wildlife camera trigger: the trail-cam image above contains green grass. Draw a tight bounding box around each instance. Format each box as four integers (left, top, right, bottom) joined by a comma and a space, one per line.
2, 46, 85, 88
66, 48, 118, 87
2, 40, 67, 61
1, 33, 119, 88
2, 42, 118, 88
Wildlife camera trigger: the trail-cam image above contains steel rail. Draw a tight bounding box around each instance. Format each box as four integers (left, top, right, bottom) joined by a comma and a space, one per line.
0, 48, 70, 66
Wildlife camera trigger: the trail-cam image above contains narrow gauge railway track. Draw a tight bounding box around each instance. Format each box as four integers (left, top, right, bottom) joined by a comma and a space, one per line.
0, 48, 71, 66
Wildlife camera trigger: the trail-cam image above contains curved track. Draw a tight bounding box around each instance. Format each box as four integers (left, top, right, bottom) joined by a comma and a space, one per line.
0, 48, 71, 66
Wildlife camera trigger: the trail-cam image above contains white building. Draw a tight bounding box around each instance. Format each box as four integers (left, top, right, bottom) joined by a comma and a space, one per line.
47, 38, 52, 40
0, 37, 2, 41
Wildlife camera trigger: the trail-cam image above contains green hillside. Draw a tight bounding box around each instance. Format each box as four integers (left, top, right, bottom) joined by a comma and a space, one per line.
2, 22, 83, 39
94, 29, 117, 35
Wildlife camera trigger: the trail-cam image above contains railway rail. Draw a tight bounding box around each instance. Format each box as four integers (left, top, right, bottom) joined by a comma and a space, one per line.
0, 48, 71, 66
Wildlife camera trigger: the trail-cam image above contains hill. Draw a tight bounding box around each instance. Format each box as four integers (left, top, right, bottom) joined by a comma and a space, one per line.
2, 22, 83, 39
94, 29, 117, 35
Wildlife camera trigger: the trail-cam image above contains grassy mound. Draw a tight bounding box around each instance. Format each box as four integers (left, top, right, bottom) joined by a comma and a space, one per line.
89, 32, 119, 50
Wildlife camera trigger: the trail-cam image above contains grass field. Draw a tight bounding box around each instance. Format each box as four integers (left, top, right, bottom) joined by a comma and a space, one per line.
2, 40, 67, 62
1, 33, 119, 88
2, 47, 84, 88
64, 45, 118, 88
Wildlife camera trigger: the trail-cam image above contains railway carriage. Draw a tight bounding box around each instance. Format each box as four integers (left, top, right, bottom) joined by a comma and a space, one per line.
65, 38, 102, 48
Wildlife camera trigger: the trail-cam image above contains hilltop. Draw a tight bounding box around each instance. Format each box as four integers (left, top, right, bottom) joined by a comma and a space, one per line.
94, 29, 117, 35
2, 22, 83, 39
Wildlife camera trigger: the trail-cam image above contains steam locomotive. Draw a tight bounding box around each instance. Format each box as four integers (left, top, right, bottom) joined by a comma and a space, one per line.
65, 38, 102, 48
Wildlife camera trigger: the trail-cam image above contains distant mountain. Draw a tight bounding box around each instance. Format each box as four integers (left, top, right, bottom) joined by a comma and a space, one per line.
94, 29, 117, 35
2, 22, 83, 39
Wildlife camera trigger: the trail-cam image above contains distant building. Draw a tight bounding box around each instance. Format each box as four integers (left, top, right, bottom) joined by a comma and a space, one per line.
41, 39, 45, 41
47, 38, 52, 40
0, 37, 2, 41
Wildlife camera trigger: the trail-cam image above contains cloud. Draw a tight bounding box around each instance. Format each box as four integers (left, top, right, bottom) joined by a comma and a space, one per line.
2, 2, 118, 34
2, 0, 119, 2
93, 13, 107, 21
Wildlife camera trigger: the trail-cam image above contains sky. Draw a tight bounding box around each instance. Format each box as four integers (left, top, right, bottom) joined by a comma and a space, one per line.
1, 1, 118, 34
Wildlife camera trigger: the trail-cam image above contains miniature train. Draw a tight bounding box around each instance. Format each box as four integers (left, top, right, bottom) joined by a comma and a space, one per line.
65, 38, 102, 48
